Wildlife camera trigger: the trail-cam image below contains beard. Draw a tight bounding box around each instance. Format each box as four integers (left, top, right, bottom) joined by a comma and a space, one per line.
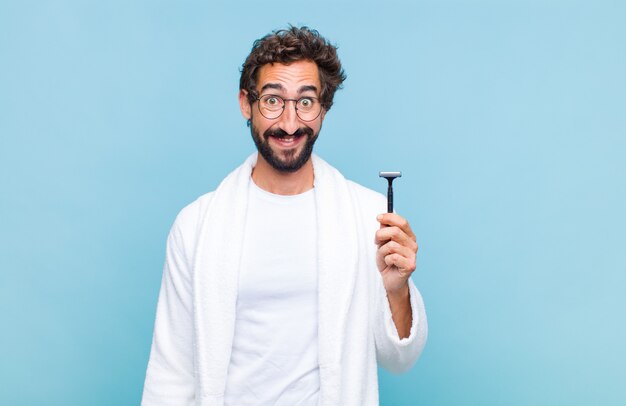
250, 121, 319, 173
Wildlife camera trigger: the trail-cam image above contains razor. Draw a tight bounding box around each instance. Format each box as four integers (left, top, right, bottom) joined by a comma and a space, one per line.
379, 171, 402, 213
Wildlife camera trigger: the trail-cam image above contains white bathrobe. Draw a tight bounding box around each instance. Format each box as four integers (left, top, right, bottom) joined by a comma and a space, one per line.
142, 154, 428, 406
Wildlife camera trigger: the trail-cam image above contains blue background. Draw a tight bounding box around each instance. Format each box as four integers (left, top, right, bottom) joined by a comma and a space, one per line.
1, 0, 624, 405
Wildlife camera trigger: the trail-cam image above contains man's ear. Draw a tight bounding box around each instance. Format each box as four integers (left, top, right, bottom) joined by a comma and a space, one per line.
239, 89, 251, 120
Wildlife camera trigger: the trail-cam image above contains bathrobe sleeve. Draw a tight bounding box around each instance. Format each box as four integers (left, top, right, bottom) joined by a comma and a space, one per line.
349, 181, 428, 374
374, 276, 428, 373
142, 212, 196, 405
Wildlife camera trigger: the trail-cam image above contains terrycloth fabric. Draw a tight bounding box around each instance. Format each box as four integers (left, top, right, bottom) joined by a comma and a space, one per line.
142, 153, 428, 406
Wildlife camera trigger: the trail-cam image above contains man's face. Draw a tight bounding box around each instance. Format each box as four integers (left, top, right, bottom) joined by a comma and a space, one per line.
239, 60, 325, 173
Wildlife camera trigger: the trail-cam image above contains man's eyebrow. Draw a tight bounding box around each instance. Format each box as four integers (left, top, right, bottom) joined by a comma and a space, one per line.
260, 83, 283, 92
259, 83, 319, 94
298, 85, 318, 94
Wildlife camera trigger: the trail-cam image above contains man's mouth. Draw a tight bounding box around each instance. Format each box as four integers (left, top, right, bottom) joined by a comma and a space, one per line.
265, 127, 311, 148
265, 127, 312, 142
270, 134, 302, 146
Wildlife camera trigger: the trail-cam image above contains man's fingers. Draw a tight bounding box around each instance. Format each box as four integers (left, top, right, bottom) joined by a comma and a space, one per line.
377, 240, 417, 274
383, 252, 416, 273
377, 240, 414, 259
375, 213, 419, 274
377, 213, 416, 240
375, 226, 418, 251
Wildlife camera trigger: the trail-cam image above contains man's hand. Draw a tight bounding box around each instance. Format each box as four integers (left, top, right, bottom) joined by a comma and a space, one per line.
375, 213, 418, 338
375, 213, 418, 292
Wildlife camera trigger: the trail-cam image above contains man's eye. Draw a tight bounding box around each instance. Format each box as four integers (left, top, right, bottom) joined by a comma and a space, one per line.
266, 97, 279, 105
299, 98, 313, 107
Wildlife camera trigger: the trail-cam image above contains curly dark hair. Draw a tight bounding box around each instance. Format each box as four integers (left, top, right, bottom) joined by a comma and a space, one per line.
240, 26, 346, 111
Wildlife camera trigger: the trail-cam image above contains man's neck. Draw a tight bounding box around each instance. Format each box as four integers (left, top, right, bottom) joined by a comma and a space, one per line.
251, 156, 314, 196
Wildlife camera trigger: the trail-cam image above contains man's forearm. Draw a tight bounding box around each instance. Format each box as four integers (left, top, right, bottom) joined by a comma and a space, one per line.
387, 284, 412, 339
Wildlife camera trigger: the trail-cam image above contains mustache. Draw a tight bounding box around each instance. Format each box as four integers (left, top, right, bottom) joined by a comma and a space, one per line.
264, 127, 314, 139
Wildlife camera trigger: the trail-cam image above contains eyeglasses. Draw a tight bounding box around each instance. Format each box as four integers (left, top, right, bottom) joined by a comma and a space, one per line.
255, 94, 323, 122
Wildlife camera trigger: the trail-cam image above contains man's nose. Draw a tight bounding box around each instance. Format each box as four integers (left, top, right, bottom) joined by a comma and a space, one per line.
277, 101, 300, 135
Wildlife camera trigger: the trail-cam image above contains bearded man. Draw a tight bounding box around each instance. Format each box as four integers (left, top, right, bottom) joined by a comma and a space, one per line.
142, 26, 428, 406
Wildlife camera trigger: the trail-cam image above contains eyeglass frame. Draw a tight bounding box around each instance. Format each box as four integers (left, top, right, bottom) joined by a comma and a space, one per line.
253, 94, 324, 122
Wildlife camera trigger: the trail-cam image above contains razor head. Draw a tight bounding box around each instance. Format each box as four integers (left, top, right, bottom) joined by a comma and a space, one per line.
379, 171, 402, 179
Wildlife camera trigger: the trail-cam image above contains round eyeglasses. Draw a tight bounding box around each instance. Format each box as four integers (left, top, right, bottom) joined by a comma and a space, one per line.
255, 94, 323, 122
